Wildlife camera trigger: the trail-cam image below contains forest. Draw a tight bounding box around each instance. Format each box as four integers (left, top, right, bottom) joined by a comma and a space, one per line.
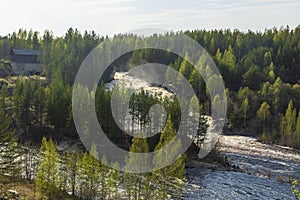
1, 26, 300, 199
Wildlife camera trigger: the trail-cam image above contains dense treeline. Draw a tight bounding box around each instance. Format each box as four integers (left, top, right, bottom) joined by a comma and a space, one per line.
1, 107, 187, 199
183, 26, 300, 148
1, 26, 300, 198
119, 26, 300, 148
1, 27, 300, 148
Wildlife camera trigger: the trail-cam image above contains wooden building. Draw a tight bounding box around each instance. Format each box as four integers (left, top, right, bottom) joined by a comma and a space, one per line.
10, 49, 44, 75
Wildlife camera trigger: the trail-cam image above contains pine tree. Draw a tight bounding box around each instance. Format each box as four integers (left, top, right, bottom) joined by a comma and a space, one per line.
152, 116, 186, 200
215, 48, 222, 63
280, 114, 287, 144
124, 133, 151, 200
99, 156, 109, 200
211, 94, 226, 119
12, 79, 24, 125
32, 82, 46, 126
108, 162, 121, 200
295, 112, 300, 148
0, 106, 21, 179
222, 45, 236, 72
280, 100, 297, 146
256, 102, 271, 136
189, 69, 203, 98
178, 54, 192, 80
285, 100, 296, 136
35, 137, 60, 200
78, 145, 100, 199
165, 63, 178, 82
241, 97, 249, 127
65, 151, 80, 196
46, 70, 71, 129
0, 84, 8, 109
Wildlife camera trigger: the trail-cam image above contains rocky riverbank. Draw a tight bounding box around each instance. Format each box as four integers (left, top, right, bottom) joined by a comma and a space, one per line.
185, 135, 300, 199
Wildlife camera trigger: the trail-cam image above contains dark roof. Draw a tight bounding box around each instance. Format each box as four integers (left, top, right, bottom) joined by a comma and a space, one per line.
11, 49, 39, 56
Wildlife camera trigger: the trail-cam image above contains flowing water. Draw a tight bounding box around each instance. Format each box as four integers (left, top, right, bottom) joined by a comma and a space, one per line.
185, 136, 300, 200
106, 72, 300, 199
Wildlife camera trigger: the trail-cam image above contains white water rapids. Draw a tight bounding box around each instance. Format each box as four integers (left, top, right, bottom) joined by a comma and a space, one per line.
106, 72, 300, 199
185, 135, 300, 199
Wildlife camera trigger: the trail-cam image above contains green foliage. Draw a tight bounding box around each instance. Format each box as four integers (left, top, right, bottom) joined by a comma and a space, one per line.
222, 45, 236, 72
64, 151, 80, 196
0, 106, 21, 179
12, 78, 32, 125
3, 26, 300, 198
124, 133, 151, 200
243, 64, 267, 90
178, 56, 193, 79
280, 101, 300, 147
292, 180, 300, 199
189, 69, 204, 99
241, 97, 249, 127
99, 156, 109, 199
35, 137, 60, 200
108, 162, 121, 199
152, 116, 187, 200
0, 84, 8, 109
78, 145, 101, 199
46, 71, 71, 129
2, 27, 300, 148
256, 102, 271, 134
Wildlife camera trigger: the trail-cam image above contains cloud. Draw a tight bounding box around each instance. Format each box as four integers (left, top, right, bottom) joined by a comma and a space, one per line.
132, 0, 300, 33
196, 0, 300, 10
0, 0, 299, 36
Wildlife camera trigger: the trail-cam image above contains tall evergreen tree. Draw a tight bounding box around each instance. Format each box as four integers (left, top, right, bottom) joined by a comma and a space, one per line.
295, 112, 300, 148
65, 151, 80, 197
78, 145, 100, 199
0, 107, 21, 179
124, 133, 151, 200
35, 137, 60, 200
0, 84, 8, 109
99, 156, 110, 200
108, 162, 121, 200
241, 97, 249, 127
285, 100, 297, 136
152, 116, 186, 200
46, 71, 71, 129
257, 102, 271, 135
222, 45, 236, 72
280, 100, 297, 146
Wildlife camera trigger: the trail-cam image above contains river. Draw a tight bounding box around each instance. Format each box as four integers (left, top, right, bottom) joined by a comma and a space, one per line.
185, 135, 300, 200
105, 72, 300, 199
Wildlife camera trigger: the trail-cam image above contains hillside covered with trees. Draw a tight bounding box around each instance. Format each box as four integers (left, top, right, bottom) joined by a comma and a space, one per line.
1, 26, 300, 199
1, 26, 300, 147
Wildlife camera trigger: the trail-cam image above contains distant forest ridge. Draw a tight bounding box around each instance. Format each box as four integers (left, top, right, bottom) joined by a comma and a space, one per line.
0, 25, 300, 149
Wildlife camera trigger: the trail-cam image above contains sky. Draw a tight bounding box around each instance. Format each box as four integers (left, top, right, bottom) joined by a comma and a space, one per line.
0, 0, 299, 36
